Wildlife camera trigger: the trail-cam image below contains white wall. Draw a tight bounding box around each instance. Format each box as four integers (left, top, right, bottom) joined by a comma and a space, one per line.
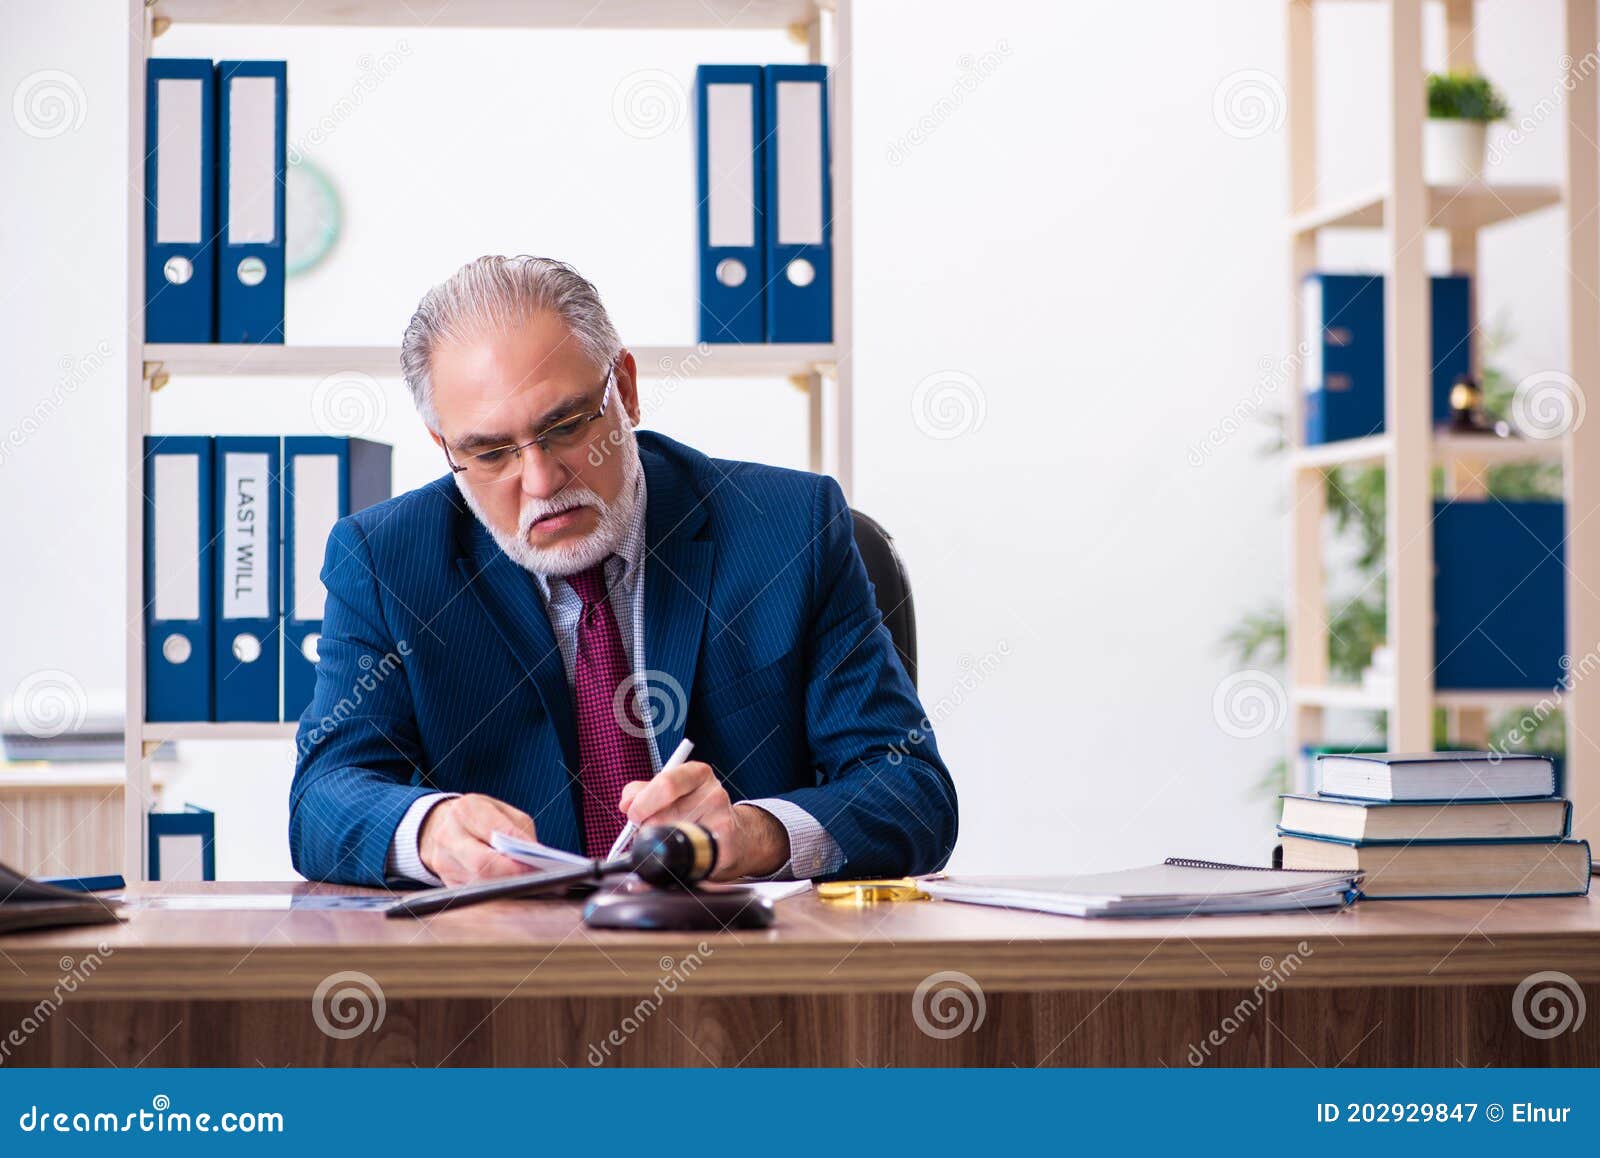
0, 0, 1571, 879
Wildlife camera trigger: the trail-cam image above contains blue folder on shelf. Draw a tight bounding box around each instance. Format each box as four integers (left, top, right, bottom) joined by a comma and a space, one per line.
216, 60, 287, 344
148, 805, 216, 882
144, 59, 216, 343
1301, 272, 1472, 444
763, 64, 832, 343
144, 436, 215, 723
1434, 498, 1566, 690
213, 436, 281, 722
282, 437, 394, 722
695, 64, 766, 344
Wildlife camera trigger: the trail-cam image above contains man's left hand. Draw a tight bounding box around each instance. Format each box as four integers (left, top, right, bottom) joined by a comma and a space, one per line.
617, 760, 788, 880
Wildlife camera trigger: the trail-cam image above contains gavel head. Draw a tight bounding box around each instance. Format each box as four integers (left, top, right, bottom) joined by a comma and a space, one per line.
630, 823, 719, 888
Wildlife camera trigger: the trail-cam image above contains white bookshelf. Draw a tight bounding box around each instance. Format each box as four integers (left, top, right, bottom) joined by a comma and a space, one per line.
1284, 0, 1598, 837
124, 0, 856, 880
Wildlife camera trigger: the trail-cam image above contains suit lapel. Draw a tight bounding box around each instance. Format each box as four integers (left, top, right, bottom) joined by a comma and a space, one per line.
641, 447, 714, 761
456, 521, 580, 781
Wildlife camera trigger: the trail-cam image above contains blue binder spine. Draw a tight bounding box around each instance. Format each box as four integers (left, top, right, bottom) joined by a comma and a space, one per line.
215, 60, 287, 344
144, 59, 217, 343
144, 436, 215, 722
148, 805, 217, 882
282, 437, 394, 722
763, 64, 832, 343
695, 65, 766, 343
213, 436, 281, 722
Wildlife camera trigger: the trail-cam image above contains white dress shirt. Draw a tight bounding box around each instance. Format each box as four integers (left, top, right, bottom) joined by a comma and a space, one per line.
386, 471, 845, 885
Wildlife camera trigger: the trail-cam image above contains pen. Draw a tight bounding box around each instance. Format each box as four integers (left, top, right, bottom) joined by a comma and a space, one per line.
607, 737, 694, 862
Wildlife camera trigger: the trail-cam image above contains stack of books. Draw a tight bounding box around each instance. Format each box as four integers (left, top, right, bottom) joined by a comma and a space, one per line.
1278, 751, 1591, 900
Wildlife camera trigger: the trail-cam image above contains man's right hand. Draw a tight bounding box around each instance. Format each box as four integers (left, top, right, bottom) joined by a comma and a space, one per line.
418, 793, 540, 887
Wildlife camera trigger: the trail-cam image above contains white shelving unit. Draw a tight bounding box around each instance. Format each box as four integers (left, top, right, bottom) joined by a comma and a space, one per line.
1284, 0, 1598, 836
123, 0, 856, 880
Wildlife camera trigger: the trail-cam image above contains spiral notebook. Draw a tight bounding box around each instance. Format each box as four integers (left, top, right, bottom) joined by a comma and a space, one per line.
918, 858, 1361, 918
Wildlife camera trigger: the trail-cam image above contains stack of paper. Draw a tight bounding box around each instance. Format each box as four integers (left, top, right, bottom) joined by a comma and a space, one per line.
919, 859, 1359, 918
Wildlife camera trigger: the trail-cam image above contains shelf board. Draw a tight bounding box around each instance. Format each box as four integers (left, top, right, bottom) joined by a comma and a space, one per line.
1292, 685, 1560, 712
141, 722, 298, 742
1433, 431, 1564, 464
1289, 181, 1562, 235
1292, 684, 1390, 710
1290, 431, 1564, 472
151, 0, 823, 29
1289, 434, 1391, 471
144, 343, 838, 381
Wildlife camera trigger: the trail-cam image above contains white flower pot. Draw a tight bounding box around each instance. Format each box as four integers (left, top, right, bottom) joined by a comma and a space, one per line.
1424, 118, 1489, 185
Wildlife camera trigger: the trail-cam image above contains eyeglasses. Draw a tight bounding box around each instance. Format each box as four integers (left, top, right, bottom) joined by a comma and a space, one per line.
443, 366, 615, 482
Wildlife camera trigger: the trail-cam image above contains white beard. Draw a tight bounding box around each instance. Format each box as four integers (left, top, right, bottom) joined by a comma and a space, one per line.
456, 428, 644, 577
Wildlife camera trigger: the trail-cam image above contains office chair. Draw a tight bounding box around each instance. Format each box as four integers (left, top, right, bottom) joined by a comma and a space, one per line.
850, 510, 918, 689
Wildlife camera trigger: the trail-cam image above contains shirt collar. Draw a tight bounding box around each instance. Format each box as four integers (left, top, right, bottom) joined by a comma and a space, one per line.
531, 471, 648, 602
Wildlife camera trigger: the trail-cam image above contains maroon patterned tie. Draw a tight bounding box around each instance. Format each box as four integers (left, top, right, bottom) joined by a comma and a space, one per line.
566, 561, 655, 857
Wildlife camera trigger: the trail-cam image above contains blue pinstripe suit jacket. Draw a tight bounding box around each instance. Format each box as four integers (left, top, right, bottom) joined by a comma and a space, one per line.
288, 432, 958, 885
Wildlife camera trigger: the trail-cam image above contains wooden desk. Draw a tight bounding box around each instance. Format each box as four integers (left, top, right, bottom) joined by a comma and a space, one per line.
1, 883, 1595, 1066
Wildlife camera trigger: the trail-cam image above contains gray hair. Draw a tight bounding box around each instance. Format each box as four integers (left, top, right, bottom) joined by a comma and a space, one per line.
399, 255, 623, 430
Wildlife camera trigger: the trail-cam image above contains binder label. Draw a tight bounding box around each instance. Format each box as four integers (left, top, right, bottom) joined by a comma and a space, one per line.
227, 75, 279, 244
152, 454, 200, 621
222, 453, 270, 620
155, 78, 204, 245
292, 456, 340, 620
775, 81, 824, 246
707, 83, 756, 248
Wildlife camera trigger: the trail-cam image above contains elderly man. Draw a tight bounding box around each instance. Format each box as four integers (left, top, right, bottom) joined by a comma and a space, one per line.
288, 256, 957, 887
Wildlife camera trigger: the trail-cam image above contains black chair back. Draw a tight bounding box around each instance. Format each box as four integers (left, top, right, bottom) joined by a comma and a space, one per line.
850, 509, 917, 689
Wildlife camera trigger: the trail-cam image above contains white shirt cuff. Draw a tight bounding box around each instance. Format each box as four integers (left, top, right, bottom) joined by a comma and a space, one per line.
385, 792, 459, 886
736, 798, 846, 880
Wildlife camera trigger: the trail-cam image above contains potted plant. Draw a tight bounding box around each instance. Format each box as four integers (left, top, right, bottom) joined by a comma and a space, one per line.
1425, 72, 1509, 184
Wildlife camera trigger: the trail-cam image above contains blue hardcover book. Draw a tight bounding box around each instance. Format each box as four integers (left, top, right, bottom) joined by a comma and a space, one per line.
763, 64, 832, 343
1434, 499, 1565, 690
695, 65, 766, 343
213, 436, 281, 721
281, 437, 394, 722
144, 436, 215, 722
1278, 792, 1572, 842
215, 61, 287, 344
148, 805, 216, 882
1280, 831, 1590, 899
144, 59, 217, 343
1301, 273, 1472, 444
